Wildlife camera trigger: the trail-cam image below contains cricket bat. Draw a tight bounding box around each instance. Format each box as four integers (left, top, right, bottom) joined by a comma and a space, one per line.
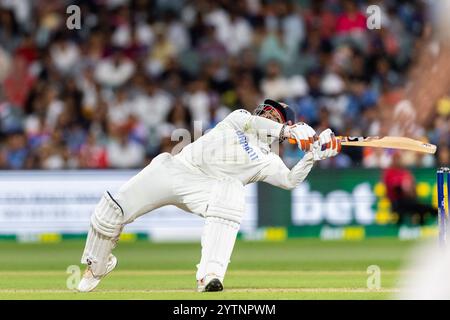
288, 136, 437, 154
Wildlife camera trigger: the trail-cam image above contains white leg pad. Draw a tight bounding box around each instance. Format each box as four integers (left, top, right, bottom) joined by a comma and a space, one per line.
81, 191, 124, 276
206, 177, 245, 224
196, 216, 240, 282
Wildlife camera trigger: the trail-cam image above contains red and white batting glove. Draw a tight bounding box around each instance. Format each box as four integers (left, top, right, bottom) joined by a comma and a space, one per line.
313, 128, 341, 160
285, 122, 318, 152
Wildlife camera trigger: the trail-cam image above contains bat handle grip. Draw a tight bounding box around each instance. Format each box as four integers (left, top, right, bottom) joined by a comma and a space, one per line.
287, 137, 322, 151
290, 136, 344, 144
288, 136, 343, 151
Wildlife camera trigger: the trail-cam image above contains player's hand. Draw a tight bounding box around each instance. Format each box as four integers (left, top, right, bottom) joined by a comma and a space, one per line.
287, 122, 318, 152
313, 128, 341, 160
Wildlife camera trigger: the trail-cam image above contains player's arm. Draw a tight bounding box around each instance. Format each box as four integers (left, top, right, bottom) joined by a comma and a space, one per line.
260, 129, 342, 190
224, 109, 317, 147
261, 153, 315, 190
225, 109, 341, 158
224, 109, 285, 139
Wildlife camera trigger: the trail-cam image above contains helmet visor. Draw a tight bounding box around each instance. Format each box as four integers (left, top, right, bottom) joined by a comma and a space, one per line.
253, 104, 285, 123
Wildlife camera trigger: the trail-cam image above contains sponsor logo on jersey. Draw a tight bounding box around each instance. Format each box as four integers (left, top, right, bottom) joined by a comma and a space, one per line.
236, 130, 259, 161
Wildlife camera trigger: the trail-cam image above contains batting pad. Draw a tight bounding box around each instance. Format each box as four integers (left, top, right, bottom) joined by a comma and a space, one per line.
81, 192, 124, 276
205, 177, 245, 223
196, 216, 240, 282
90, 191, 124, 238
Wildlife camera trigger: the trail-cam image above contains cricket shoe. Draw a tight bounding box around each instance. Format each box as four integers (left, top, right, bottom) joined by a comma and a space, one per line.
197, 274, 224, 292
77, 254, 117, 292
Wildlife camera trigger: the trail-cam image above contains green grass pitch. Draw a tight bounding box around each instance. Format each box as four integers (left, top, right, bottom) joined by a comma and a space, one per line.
0, 238, 416, 300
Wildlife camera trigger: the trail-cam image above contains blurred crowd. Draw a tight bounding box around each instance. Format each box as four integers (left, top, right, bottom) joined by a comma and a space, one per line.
0, 0, 448, 170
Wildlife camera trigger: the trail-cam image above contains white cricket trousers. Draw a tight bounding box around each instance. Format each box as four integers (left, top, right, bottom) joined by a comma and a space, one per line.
115, 152, 216, 224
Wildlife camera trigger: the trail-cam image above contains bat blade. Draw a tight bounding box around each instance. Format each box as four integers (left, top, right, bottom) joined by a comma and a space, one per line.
340, 136, 437, 154
287, 136, 437, 154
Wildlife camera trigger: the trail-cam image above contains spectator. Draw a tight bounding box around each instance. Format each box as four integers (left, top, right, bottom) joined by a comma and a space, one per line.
165, 10, 189, 55
79, 132, 108, 169
197, 23, 227, 62
166, 98, 192, 130
286, 75, 314, 123
336, 0, 367, 35
280, 2, 305, 60
50, 35, 80, 75
131, 77, 172, 130
107, 87, 132, 128
304, 0, 337, 40
146, 23, 177, 76
260, 60, 289, 100
94, 49, 135, 88
437, 145, 450, 167
1, 131, 29, 169
220, 8, 253, 56
320, 72, 349, 131
0, 8, 20, 52
259, 28, 290, 66
3, 56, 35, 108
383, 152, 436, 225
335, 0, 368, 50
38, 140, 66, 170
107, 128, 145, 169
184, 77, 210, 124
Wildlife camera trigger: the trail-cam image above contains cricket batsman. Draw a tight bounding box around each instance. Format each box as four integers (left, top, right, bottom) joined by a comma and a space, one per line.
77, 99, 341, 292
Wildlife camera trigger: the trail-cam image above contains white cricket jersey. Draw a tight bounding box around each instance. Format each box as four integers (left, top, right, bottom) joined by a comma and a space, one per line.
174, 109, 314, 189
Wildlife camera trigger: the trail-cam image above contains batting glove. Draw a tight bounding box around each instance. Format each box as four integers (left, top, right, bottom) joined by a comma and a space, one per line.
285, 122, 318, 152
313, 128, 341, 160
